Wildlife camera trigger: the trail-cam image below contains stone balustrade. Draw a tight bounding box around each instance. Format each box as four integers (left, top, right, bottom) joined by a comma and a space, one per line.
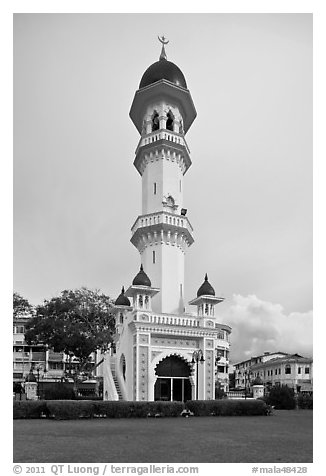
131, 211, 193, 235
136, 129, 190, 155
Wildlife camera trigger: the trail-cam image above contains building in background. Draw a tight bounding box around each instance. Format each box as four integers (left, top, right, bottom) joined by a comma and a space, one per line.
234, 351, 313, 393
250, 354, 313, 393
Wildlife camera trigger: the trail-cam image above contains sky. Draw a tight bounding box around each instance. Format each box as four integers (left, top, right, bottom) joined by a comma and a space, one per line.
13, 13, 312, 363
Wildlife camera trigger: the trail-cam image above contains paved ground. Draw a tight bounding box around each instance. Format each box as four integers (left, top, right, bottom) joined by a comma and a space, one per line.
13, 410, 313, 463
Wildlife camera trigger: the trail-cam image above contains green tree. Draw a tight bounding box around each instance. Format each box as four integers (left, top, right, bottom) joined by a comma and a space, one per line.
266, 385, 296, 410
25, 287, 114, 395
13, 292, 33, 318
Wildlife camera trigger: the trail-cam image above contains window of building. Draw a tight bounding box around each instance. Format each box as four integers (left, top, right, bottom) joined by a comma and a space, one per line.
271, 369, 273, 376
152, 111, 159, 131
49, 362, 63, 370
166, 110, 174, 131
298, 367, 302, 374
285, 365, 291, 374
153, 182, 157, 194
305, 367, 310, 374
152, 250, 156, 264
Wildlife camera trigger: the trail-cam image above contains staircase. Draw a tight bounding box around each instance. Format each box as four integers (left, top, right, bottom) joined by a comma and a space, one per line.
110, 358, 123, 400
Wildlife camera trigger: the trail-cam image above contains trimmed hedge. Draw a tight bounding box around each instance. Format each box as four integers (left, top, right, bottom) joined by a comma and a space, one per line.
14, 399, 269, 419
13, 400, 49, 419
185, 399, 268, 416
297, 393, 313, 410
13, 400, 184, 420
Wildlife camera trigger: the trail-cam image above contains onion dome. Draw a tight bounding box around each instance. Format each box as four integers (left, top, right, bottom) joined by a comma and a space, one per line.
139, 36, 187, 89
115, 286, 131, 306
25, 370, 37, 382
132, 264, 151, 287
197, 273, 215, 297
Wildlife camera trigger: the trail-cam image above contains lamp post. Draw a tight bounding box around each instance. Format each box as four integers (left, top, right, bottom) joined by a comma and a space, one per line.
244, 370, 252, 399
215, 351, 223, 396
36, 366, 40, 399
192, 349, 205, 400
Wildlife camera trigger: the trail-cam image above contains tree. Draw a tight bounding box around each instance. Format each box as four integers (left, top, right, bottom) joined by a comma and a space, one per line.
25, 287, 115, 394
13, 292, 34, 318
265, 385, 296, 410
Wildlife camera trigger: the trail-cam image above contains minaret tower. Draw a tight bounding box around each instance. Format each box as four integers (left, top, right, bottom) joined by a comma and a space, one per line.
129, 37, 196, 315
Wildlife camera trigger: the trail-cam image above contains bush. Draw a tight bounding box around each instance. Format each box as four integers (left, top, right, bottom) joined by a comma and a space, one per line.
265, 385, 296, 410
94, 401, 184, 418
13, 400, 185, 419
13, 401, 48, 419
297, 393, 313, 409
46, 400, 97, 420
185, 399, 268, 416
215, 387, 226, 399
42, 383, 75, 400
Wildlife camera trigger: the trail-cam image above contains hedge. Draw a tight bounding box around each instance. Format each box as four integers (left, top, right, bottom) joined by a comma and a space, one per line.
14, 399, 269, 419
13, 400, 49, 419
185, 399, 268, 416
13, 400, 184, 420
297, 393, 313, 410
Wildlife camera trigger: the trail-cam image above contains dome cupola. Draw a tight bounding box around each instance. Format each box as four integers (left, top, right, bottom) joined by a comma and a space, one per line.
197, 274, 215, 297
132, 264, 152, 287
139, 36, 187, 89
115, 286, 131, 306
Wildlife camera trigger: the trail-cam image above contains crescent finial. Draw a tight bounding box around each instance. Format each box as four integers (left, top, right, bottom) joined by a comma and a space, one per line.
158, 35, 169, 60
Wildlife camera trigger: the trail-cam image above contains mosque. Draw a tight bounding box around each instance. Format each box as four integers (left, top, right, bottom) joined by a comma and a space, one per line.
103, 38, 231, 402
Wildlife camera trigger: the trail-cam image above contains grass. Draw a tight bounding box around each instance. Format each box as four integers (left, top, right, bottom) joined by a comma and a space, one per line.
13, 410, 312, 463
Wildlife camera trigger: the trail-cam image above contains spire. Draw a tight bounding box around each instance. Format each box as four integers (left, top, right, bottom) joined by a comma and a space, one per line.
205, 273, 208, 281
158, 35, 169, 61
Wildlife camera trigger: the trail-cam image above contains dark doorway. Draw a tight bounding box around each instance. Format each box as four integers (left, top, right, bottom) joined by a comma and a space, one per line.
154, 355, 192, 402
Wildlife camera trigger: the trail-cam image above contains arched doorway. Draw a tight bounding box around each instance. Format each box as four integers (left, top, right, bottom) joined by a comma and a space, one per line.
154, 355, 192, 402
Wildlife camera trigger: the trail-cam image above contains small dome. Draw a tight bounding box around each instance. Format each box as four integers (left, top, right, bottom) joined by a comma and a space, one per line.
25, 370, 37, 382
197, 274, 215, 297
139, 58, 187, 89
132, 265, 151, 287
115, 286, 130, 306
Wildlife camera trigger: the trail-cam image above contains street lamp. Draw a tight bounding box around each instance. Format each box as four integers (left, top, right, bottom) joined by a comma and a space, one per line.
191, 349, 205, 400
244, 369, 252, 399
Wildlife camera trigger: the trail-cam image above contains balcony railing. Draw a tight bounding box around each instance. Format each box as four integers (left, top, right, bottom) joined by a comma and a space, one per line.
131, 211, 193, 236
136, 130, 190, 155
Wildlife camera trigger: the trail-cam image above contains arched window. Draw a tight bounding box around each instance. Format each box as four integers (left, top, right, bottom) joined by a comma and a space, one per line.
119, 313, 123, 324
139, 295, 143, 308
152, 111, 159, 131
166, 111, 174, 131
145, 295, 149, 309
285, 364, 291, 374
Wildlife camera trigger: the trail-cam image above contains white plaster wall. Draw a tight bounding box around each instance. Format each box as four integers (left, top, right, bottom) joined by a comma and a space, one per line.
142, 242, 185, 314
114, 312, 135, 400
142, 160, 163, 215
162, 159, 183, 211
141, 158, 184, 215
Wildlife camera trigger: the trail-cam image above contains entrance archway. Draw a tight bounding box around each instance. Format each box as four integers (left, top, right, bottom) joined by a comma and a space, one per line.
154, 355, 192, 402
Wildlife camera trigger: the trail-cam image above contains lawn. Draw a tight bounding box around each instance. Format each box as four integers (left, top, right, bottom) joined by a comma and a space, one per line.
13, 410, 312, 463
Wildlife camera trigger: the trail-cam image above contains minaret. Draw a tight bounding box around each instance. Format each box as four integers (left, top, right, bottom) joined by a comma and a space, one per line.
129, 37, 196, 315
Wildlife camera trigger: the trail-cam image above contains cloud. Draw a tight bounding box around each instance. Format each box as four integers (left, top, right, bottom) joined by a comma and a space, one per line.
220, 294, 313, 364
